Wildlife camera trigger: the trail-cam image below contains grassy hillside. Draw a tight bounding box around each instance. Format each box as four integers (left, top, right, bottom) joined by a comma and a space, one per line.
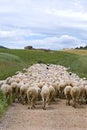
0, 49, 87, 79
62, 49, 87, 55
61, 49, 87, 77
0, 52, 26, 80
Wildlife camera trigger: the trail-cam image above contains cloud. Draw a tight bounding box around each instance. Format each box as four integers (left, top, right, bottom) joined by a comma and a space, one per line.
0, 0, 87, 49
26, 35, 86, 50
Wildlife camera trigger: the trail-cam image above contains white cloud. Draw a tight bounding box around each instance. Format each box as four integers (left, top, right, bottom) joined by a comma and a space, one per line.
28, 35, 86, 50
0, 0, 87, 49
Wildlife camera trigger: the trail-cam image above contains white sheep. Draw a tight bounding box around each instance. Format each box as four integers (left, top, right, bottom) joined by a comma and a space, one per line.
48, 85, 55, 104
11, 81, 19, 102
56, 80, 67, 98
11, 82, 18, 93
70, 86, 80, 108
7, 77, 16, 85
16, 82, 25, 103
1, 84, 12, 100
0, 80, 6, 87
41, 84, 50, 110
78, 85, 85, 105
20, 83, 29, 104
27, 86, 41, 109
64, 85, 72, 105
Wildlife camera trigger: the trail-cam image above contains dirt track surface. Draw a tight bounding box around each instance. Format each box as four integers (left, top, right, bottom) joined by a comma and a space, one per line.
0, 99, 87, 130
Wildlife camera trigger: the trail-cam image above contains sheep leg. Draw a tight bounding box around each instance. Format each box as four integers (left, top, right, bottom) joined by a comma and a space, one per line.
66, 99, 70, 106
27, 97, 30, 109
32, 99, 36, 108
49, 93, 55, 104
30, 97, 36, 109
48, 97, 51, 105
24, 95, 28, 104
43, 101, 46, 110
42, 97, 46, 110
66, 99, 69, 106
72, 98, 76, 108
86, 98, 87, 104
44, 96, 49, 108
67, 95, 71, 106
20, 95, 24, 104
85, 95, 87, 104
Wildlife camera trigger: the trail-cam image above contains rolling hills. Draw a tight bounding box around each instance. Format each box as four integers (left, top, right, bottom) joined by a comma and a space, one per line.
0, 49, 87, 80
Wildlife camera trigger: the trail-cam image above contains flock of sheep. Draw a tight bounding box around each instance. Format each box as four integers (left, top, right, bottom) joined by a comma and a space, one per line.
0, 63, 87, 110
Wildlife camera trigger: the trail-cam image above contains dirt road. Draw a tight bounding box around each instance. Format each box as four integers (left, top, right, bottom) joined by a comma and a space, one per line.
0, 99, 87, 130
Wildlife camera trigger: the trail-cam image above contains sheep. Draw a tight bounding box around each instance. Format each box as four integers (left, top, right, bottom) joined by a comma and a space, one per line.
0, 84, 12, 100
48, 85, 55, 104
0, 80, 6, 87
27, 86, 41, 109
84, 85, 87, 103
64, 85, 72, 105
11, 82, 18, 94
56, 81, 67, 98
70, 84, 85, 107
11, 81, 19, 102
70, 86, 80, 108
1, 63, 85, 110
41, 84, 50, 110
20, 83, 29, 104
7, 77, 16, 85
38, 82, 45, 89
52, 81, 60, 97
77, 85, 85, 105
15, 82, 25, 103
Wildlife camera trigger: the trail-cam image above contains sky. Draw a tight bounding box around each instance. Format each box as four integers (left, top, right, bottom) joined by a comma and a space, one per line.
0, 0, 87, 50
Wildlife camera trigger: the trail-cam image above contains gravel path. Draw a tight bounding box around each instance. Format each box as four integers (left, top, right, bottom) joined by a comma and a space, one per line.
0, 99, 87, 130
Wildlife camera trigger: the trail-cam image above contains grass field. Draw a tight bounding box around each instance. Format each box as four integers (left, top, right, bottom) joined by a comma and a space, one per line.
0, 48, 87, 117
62, 49, 87, 55
0, 49, 87, 79
0, 52, 26, 79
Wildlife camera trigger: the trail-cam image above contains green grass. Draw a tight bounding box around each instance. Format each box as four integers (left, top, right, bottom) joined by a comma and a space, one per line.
0, 52, 26, 80
70, 55, 87, 77
0, 48, 87, 117
0, 49, 87, 78
0, 90, 8, 118
62, 49, 87, 55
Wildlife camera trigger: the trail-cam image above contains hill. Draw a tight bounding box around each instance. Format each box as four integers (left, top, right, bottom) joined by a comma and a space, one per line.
0, 52, 26, 79
0, 46, 8, 49
0, 49, 87, 79
62, 49, 87, 55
